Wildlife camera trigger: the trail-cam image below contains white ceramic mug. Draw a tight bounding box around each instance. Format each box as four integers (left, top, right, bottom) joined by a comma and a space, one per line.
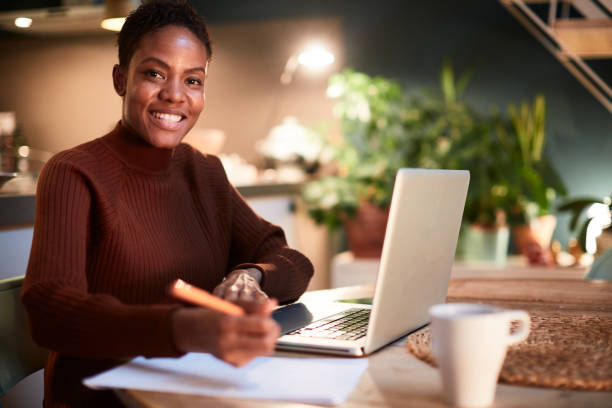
429, 303, 530, 408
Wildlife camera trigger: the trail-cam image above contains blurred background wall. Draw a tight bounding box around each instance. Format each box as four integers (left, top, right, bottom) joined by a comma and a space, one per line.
0, 0, 610, 245
0, 17, 342, 165
195, 0, 612, 227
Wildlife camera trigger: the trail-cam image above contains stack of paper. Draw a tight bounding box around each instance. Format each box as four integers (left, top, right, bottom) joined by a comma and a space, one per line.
84, 353, 368, 406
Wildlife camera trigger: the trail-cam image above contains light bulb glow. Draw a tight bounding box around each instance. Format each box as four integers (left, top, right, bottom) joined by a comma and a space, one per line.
101, 17, 126, 32
297, 46, 335, 68
14, 17, 32, 28
585, 202, 612, 254
18, 146, 30, 158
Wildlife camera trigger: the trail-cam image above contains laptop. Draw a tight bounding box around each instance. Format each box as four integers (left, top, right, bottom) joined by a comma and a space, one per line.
274, 168, 469, 356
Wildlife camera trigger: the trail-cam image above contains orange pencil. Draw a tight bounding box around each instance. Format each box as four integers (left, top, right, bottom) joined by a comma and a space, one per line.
169, 279, 245, 315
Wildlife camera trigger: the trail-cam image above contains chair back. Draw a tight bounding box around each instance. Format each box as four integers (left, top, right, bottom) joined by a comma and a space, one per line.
0, 276, 48, 396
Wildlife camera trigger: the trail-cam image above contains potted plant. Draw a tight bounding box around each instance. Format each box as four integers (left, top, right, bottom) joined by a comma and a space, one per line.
411, 61, 512, 265
301, 69, 415, 257
450, 117, 513, 266
302, 63, 510, 260
302, 66, 566, 265
496, 94, 567, 265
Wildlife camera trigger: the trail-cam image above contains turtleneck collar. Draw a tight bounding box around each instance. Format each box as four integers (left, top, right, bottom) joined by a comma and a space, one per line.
102, 121, 175, 174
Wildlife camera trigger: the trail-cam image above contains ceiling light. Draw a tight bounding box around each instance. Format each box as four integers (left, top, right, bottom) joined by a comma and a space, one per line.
101, 0, 136, 32
101, 17, 125, 31
280, 43, 336, 85
14, 17, 32, 28
297, 46, 335, 68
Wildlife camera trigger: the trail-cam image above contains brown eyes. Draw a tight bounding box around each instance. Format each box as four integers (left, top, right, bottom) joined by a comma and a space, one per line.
145, 70, 202, 87
186, 78, 203, 86
146, 69, 163, 79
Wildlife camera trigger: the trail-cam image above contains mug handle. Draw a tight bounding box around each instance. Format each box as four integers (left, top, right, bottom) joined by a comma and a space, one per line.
503, 310, 531, 345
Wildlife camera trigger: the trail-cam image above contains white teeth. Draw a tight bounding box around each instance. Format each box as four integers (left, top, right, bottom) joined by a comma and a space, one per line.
152, 112, 182, 122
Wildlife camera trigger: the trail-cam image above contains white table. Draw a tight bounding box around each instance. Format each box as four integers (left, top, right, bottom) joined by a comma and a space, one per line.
116, 279, 612, 408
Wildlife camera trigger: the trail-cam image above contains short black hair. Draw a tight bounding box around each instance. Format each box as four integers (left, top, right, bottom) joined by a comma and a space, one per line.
117, 0, 212, 68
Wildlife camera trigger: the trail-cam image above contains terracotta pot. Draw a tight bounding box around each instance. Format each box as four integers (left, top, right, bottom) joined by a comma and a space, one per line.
343, 202, 389, 258
512, 215, 556, 265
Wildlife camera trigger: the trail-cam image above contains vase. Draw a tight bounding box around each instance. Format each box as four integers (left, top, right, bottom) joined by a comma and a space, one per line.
512, 215, 556, 265
455, 224, 510, 266
343, 202, 389, 258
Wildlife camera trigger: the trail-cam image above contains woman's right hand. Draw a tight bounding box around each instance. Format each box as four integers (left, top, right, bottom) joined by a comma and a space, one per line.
171, 299, 280, 366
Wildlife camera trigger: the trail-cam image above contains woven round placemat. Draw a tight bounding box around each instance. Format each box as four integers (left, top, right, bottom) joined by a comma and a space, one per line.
405, 310, 612, 391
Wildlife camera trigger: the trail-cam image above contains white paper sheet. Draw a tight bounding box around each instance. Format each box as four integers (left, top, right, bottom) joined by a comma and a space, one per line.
83, 353, 368, 406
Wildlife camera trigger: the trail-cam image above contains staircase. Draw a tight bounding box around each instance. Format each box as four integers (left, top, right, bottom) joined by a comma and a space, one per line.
500, 0, 612, 113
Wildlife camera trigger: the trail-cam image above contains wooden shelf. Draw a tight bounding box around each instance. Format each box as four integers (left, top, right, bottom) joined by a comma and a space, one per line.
500, 0, 612, 112
553, 19, 612, 58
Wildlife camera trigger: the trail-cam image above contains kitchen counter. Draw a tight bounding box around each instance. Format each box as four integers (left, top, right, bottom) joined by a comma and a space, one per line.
0, 193, 36, 228
0, 180, 330, 290
0, 182, 303, 229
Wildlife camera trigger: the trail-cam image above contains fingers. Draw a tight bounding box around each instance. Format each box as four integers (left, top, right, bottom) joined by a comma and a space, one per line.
258, 298, 278, 316
212, 271, 241, 299
239, 298, 278, 316
223, 313, 279, 336
215, 314, 281, 366
172, 307, 281, 366
212, 284, 225, 298
236, 285, 268, 304
222, 334, 278, 366
213, 270, 269, 303
224, 283, 242, 302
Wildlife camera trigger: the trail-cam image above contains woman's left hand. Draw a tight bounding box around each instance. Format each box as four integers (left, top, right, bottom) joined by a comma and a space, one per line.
213, 268, 268, 303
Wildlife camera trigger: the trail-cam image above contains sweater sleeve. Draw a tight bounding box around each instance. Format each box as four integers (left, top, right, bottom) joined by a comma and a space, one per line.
21, 157, 182, 359
225, 183, 314, 304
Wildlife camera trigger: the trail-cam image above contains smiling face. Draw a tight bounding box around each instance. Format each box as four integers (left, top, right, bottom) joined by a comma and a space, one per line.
113, 25, 209, 148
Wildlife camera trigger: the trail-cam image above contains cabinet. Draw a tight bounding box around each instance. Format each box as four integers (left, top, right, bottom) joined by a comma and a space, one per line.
0, 184, 332, 289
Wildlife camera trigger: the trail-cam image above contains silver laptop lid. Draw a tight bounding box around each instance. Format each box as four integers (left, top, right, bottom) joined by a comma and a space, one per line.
363, 168, 469, 354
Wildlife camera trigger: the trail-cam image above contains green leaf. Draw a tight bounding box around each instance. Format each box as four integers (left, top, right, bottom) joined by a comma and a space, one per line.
557, 197, 604, 212
531, 94, 546, 162
440, 60, 455, 104
577, 217, 591, 253
557, 197, 606, 231
455, 66, 474, 98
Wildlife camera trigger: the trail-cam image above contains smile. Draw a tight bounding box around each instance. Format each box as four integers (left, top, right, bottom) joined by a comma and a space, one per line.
151, 111, 184, 123
149, 110, 186, 130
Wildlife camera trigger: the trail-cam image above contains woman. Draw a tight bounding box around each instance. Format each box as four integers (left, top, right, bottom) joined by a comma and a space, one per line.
21, 1, 313, 407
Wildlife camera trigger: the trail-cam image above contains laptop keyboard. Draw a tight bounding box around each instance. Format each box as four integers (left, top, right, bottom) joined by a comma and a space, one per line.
287, 308, 371, 341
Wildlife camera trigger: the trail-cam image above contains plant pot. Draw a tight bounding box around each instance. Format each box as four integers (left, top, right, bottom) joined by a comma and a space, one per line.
512, 215, 556, 265
455, 224, 510, 266
343, 202, 389, 258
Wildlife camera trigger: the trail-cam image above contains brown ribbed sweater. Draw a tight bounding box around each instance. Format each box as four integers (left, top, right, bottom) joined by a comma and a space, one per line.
21, 122, 313, 408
